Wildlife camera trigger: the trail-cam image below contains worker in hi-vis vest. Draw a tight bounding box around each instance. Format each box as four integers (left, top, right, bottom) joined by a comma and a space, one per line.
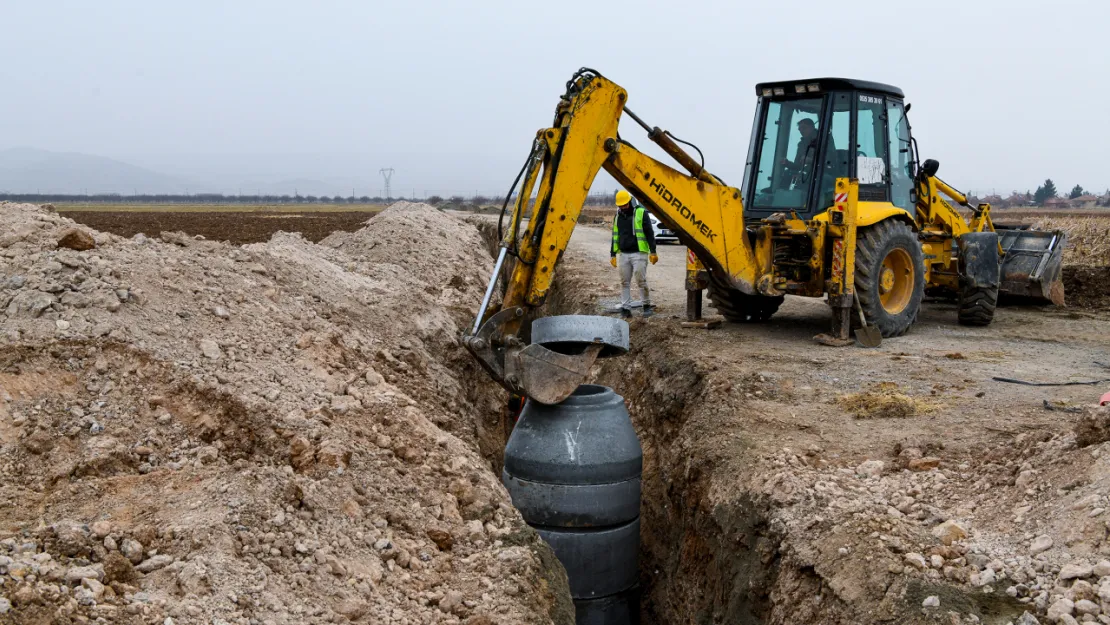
610, 189, 658, 318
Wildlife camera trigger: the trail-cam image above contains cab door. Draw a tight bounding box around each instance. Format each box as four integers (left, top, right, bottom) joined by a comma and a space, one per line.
811, 92, 853, 214
743, 95, 826, 220
810, 92, 916, 213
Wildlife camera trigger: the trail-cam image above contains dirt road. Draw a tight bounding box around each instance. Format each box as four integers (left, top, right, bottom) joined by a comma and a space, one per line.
567, 222, 1110, 457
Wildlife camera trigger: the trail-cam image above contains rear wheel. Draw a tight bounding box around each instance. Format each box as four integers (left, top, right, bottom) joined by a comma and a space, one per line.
956, 232, 1000, 327
957, 284, 997, 326
854, 220, 925, 337
707, 272, 784, 323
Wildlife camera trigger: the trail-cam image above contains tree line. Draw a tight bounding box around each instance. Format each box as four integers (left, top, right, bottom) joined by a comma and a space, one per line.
964, 179, 1109, 209
1029, 179, 1110, 206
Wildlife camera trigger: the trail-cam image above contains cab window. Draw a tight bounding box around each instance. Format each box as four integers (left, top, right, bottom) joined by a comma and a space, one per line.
815, 92, 851, 210
741, 98, 763, 200
751, 97, 822, 211
856, 94, 888, 201
886, 100, 913, 209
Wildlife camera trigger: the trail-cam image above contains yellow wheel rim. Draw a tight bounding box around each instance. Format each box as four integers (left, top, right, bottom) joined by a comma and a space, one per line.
878, 248, 914, 314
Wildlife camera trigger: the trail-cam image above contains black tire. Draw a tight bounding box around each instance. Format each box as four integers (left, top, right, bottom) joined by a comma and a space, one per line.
957, 284, 997, 326
854, 220, 925, 337
706, 272, 784, 323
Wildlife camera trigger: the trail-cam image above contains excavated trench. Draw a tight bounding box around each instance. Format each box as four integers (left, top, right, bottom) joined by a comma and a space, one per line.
470, 219, 782, 624
544, 294, 783, 624
542, 282, 1029, 625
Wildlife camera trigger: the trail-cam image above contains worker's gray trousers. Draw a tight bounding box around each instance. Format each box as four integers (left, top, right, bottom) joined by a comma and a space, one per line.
618, 252, 651, 309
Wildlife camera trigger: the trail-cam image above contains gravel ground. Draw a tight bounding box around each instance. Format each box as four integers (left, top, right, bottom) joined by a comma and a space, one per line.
552, 223, 1110, 625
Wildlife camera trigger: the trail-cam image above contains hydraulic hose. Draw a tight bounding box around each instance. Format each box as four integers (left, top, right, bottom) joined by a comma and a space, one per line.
624, 106, 723, 185
663, 130, 705, 171
498, 150, 534, 244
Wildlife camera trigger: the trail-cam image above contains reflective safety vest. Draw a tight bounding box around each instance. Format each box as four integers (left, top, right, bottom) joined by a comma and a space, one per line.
612, 206, 651, 254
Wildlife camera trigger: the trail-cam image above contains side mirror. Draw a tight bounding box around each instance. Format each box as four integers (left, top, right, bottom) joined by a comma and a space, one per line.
922, 159, 940, 177
905, 103, 912, 113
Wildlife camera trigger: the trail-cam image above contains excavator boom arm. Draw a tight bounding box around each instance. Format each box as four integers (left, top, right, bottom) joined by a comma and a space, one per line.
494, 72, 759, 328
466, 71, 764, 400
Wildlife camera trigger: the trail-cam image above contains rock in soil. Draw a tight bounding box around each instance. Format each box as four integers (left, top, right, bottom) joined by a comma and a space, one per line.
56, 228, 96, 250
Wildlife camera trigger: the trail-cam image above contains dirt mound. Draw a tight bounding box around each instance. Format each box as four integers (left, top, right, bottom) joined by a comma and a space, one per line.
320, 201, 487, 294
1063, 265, 1110, 310
0, 202, 571, 625
1075, 406, 1110, 448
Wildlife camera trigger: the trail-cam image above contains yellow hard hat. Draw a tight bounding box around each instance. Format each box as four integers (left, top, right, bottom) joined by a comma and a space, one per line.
615, 190, 632, 206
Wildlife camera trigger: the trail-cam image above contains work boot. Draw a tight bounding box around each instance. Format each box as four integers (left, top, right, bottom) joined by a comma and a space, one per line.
619, 307, 632, 319
641, 305, 654, 318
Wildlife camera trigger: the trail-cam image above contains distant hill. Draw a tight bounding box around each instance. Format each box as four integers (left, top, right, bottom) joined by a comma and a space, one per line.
0, 147, 188, 194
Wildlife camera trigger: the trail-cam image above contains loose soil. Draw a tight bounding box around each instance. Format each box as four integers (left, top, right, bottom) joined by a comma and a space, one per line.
7, 199, 1110, 625
0, 202, 572, 625
1064, 265, 1110, 310
545, 222, 1110, 624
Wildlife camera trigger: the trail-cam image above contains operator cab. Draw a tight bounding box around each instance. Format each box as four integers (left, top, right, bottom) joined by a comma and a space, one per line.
741, 78, 915, 221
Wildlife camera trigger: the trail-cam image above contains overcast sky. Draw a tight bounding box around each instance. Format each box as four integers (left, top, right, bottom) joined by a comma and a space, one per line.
2, 0, 1108, 197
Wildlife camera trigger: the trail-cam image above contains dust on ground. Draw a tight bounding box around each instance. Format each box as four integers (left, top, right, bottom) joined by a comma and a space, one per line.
0, 201, 572, 625
555, 221, 1110, 625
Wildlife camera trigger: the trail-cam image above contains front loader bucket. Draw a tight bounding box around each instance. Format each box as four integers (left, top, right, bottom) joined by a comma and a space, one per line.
996, 226, 1067, 305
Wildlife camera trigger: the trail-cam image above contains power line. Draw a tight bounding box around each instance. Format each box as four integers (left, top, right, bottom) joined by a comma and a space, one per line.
379, 168, 395, 200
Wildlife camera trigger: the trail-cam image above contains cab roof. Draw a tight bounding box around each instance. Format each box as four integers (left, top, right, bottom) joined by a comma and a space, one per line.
754, 78, 904, 98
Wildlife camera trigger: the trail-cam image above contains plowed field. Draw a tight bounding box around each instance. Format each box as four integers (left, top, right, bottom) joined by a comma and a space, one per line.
60, 210, 379, 244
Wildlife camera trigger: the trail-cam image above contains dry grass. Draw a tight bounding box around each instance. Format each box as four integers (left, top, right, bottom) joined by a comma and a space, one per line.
995, 208, 1110, 220
1032, 215, 1110, 265
837, 382, 941, 419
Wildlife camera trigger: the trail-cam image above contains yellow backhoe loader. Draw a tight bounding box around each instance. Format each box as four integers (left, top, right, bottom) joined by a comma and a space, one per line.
466, 68, 1065, 403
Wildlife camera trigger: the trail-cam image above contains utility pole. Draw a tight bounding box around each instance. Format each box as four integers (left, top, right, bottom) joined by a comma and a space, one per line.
379, 168, 395, 200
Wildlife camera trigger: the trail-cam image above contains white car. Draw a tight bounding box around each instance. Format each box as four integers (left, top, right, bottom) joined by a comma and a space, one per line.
648, 214, 678, 244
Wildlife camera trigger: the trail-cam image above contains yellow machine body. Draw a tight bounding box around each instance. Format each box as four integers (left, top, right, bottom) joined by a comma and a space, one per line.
468, 69, 1065, 398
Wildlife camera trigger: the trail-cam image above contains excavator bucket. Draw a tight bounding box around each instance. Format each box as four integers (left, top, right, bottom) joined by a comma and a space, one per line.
466, 312, 629, 405
996, 226, 1067, 306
